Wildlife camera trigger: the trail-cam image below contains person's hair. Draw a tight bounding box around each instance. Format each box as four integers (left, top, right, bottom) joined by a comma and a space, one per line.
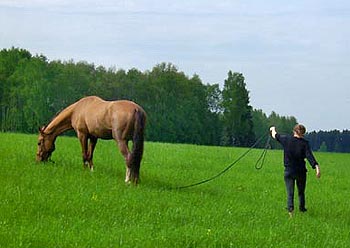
293, 124, 306, 137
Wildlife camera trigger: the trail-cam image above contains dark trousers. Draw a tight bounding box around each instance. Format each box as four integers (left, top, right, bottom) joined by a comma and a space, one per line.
284, 171, 307, 211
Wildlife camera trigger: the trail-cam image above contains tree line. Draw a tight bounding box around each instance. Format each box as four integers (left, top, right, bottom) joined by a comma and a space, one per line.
0, 47, 348, 152
306, 130, 350, 153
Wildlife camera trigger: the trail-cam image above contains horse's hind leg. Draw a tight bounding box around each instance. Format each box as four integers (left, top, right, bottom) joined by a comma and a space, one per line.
87, 136, 98, 171
116, 139, 131, 183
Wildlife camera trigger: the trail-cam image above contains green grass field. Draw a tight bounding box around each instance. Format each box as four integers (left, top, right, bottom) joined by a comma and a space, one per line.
0, 132, 349, 247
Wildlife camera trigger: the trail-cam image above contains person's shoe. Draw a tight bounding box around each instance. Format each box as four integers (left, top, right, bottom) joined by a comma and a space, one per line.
288, 210, 293, 218
299, 207, 307, 212
286, 207, 294, 212
286, 207, 294, 218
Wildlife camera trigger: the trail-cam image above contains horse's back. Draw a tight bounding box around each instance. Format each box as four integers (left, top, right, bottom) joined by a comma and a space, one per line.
110, 100, 145, 116
75, 95, 105, 107
74, 96, 142, 112
71, 96, 145, 139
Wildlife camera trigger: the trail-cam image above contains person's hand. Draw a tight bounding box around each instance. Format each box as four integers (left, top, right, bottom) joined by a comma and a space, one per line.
269, 126, 277, 139
315, 165, 321, 178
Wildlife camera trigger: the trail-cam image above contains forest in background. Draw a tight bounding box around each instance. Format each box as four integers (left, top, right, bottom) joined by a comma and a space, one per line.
0, 47, 349, 152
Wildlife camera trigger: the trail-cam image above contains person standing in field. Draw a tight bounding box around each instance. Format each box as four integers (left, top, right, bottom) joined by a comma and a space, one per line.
269, 124, 321, 216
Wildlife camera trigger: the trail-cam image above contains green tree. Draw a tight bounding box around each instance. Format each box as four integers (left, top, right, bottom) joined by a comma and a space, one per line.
206, 83, 223, 114
319, 141, 328, 152
143, 63, 217, 145
7, 55, 52, 132
251, 109, 269, 148
221, 71, 255, 147
0, 47, 305, 148
205, 83, 223, 145
0, 48, 32, 131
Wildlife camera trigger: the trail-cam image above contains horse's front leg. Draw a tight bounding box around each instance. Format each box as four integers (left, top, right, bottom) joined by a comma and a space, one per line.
77, 132, 89, 168
87, 136, 98, 171
116, 139, 131, 183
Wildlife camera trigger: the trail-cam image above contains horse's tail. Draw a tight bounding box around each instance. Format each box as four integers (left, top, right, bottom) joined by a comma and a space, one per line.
130, 108, 146, 183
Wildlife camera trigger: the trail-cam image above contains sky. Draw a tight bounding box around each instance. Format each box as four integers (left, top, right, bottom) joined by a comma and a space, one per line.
0, 0, 349, 132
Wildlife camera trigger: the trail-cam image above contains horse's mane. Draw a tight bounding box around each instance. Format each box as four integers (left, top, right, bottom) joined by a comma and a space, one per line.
42, 108, 63, 132
42, 101, 77, 134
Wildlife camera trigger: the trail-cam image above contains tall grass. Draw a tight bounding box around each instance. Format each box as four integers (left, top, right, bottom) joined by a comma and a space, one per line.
0, 132, 349, 247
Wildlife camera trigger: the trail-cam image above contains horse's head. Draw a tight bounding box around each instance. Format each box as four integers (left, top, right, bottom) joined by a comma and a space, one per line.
36, 127, 56, 162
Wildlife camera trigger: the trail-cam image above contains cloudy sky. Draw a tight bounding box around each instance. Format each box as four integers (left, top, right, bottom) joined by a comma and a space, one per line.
1, 0, 349, 131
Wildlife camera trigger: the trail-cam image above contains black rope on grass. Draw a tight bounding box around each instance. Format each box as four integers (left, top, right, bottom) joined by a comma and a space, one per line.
175, 133, 271, 190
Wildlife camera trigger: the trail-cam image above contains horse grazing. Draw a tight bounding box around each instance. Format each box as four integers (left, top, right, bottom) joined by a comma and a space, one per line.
36, 96, 146, 184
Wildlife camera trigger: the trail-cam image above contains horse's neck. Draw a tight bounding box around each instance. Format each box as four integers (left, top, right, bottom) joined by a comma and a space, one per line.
45, 106, 74, 137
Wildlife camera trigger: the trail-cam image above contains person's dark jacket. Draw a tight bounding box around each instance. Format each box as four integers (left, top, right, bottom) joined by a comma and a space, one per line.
276, 134, 318, 174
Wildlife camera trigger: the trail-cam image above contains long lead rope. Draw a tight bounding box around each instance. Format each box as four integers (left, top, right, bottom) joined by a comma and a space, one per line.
254, 135, 271, 170
175, 134, 271, 190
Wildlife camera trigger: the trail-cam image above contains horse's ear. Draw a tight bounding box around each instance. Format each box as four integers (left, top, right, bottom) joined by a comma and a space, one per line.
39, 126, 45, 134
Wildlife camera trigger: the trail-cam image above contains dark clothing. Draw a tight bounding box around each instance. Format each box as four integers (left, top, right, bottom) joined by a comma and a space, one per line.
284, 171, 307, 211
275, 134, 318, 211
276, 134, 318, 175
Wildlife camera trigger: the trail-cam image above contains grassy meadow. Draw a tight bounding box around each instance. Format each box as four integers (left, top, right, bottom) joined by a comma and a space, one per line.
0, 132, 349, 247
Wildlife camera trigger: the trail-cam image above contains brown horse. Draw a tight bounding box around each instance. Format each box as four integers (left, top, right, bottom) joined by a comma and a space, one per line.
36, 96, 146, 184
